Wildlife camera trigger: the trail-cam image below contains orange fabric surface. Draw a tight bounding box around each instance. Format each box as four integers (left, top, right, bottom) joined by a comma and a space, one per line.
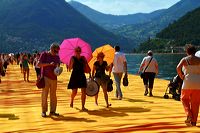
0, 64, 200, 132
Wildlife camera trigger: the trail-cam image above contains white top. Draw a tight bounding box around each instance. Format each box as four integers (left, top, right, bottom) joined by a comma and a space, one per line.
141, 56, 158, 73
33, 57, 40, 68
182, 65, 200, 90
112, 52, 127, 73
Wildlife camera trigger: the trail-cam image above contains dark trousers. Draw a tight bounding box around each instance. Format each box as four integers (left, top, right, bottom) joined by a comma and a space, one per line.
143, 72, 156, 89
35, 68, 41, 78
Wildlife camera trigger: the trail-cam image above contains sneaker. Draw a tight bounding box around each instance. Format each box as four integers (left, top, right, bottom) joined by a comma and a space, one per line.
118, 97, 122, 100
191, 122, 196, 126
185, 116, 192, 126
41, 112, 47, 117
106, 104, 112, 108
144, 91, 148, 96
149, 92, 153, 97
49, 112, 59, 116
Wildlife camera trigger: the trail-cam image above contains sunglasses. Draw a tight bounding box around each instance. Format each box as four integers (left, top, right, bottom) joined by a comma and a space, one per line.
54, 49, 59, 53
75, 50, 81, 53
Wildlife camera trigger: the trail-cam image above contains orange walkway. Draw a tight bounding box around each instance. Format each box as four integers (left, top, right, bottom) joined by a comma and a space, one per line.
0, 65, 199, 133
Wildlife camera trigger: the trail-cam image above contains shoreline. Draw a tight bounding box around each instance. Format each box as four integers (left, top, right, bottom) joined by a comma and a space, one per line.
125, 53, 186, 55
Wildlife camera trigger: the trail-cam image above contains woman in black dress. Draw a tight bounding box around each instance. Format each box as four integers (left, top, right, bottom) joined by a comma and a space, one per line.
68, 46, 88, 111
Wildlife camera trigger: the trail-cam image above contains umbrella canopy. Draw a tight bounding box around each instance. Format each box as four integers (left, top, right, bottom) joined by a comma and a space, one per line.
59, 38, 93, 65
89, 44, 115, 70
195, 50, 200, 58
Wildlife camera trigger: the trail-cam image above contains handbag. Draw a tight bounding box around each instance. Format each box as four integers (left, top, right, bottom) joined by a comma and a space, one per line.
86, 78, 99, 96
36, 76, 45, 89
140, 72, 145, 79
123, 73, 128, 86
36, 68, 45, 89
140, 57, 153, 79
107, 78, 113, 92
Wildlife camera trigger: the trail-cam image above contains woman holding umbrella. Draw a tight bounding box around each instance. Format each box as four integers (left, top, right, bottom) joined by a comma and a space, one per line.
92, 52, 112, 108
68, 46, 89, 111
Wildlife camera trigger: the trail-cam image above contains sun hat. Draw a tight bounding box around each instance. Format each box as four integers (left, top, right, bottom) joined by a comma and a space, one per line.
195, 50, 200, 57
54, 66, 63, 76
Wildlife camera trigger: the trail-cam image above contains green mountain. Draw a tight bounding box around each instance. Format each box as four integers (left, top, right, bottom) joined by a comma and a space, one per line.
157, 7, 200, 45
0, 0, 132, 53
137, 7, 200, 53
69, 0, 165, 30
113, 0, 200, 46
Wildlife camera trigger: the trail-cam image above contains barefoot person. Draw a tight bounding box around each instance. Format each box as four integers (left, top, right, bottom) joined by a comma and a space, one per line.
68, 46, 88, 111
177, 44, 200, 126
92, 52, 111, 108
38, 43, 60, 117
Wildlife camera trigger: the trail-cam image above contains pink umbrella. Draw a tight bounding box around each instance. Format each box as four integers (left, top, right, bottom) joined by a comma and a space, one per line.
59, 38, 93, 65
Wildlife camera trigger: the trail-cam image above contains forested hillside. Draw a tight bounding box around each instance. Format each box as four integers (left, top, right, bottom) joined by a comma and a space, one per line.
137, 7, 200, 53
0, 0, 132, 53
114, 0, 200, 47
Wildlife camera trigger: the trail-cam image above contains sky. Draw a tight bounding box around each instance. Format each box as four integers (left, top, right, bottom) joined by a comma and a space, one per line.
66, 0, 181, 15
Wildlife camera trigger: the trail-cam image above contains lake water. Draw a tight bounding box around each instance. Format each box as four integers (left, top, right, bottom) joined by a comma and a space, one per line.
126, 54, 186, 80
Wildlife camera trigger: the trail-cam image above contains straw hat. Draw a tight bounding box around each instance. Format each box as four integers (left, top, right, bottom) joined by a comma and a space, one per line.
54, 67, 63, 76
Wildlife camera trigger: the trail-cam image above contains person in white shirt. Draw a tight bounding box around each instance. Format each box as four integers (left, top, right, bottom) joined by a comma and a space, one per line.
33, 53, 41, 79
138, 50, 158, 96
111, 46, 127, 100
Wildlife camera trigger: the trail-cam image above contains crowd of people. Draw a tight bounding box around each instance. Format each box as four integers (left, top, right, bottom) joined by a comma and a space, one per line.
0, 43, 200, 127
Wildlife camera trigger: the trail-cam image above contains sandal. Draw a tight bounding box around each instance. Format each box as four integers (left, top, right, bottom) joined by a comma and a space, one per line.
185, 116, 192, 126
81, 107, 88, 112
106, 104, 112, 108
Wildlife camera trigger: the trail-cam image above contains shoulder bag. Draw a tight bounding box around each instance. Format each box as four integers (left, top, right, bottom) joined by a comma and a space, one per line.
140, 57, 153, 79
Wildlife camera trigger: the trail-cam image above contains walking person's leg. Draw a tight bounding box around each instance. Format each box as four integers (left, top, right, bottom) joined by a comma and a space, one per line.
41, 77, 50, 117
27, 68, 29, 82
70, 89, 77, 108
149, 73, 156, 96
142, 73, 148, 96
102, 83, 111, 108
20, 64, 22, 73
190, 90, 200, 126
94, 78, 100, 105
23, 68, 26, 81
113, 73, 123, 99
181, 89, 192, 126
95, 94, 98, 105
49, 79, 58, 116
81, 88, 87, 110
35, 68, 41, 79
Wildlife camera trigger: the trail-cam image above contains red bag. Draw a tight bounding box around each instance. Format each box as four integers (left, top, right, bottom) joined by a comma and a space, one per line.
36, 76, 45, 89
36, 66, 45, 89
